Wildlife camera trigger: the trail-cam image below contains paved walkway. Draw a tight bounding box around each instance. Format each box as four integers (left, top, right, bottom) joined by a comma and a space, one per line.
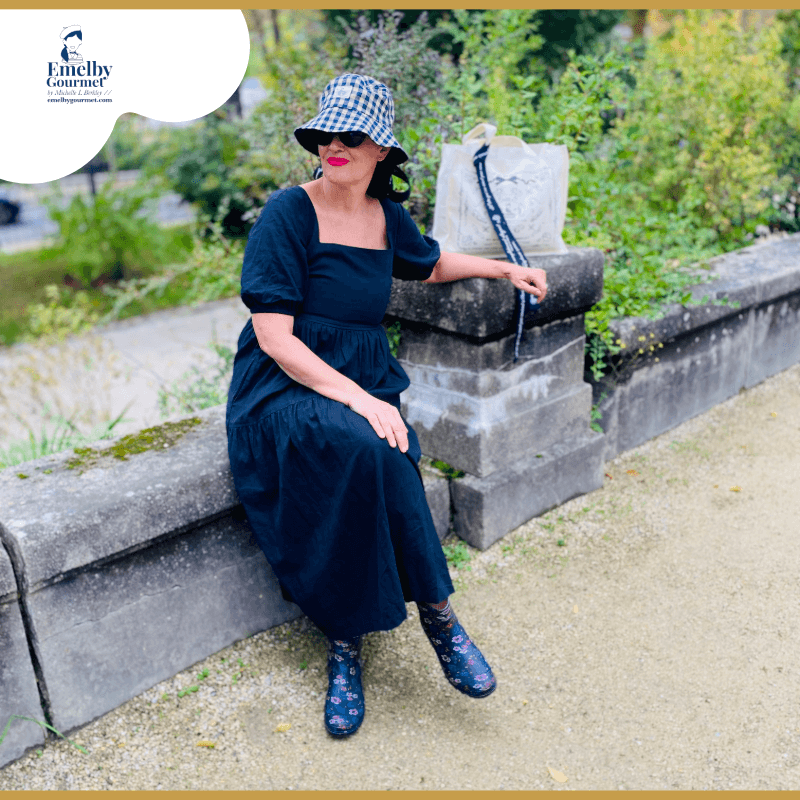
0, 294, 798, 788
0, 298, 249, 447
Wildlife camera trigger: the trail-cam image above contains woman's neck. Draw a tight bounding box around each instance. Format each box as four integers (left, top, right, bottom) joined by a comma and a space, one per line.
317, 177, 374, 213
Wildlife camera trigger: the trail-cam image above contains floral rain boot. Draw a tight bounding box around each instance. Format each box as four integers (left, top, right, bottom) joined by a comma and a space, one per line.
324, 636, 365, 737
417, 601, 497, 698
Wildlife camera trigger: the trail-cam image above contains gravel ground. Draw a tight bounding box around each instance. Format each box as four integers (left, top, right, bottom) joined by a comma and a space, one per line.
1, 363, 799, 790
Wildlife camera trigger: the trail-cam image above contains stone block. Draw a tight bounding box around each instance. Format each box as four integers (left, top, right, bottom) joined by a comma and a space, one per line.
404, 379, 593, 479
28, 514, 301, 732
399, 323, 586, 397
450, 431, 606, 551
0, 545, 45, 767
0, 406, 238, 591
421, 469, 451, 541
598, 309, 752, 460
398, 314, 586, 371
746, 294, 800, 387
387, 247, 603, 337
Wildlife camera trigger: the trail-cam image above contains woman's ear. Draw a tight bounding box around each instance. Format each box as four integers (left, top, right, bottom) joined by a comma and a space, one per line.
378, 147, 389, 162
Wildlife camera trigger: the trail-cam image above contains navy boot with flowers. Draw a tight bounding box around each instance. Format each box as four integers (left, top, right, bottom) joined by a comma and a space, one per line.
324, 637, 364, 737
417, 601, 497, 698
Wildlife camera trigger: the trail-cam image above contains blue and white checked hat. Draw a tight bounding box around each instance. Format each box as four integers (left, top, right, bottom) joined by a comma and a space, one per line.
294, 73, 408, 164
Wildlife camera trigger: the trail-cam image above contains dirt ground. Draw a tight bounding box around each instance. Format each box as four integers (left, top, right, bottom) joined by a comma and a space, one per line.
1, 363, 799, 790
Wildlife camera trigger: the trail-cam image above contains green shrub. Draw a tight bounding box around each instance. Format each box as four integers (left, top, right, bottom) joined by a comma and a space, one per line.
24, 284, 101, 341
614, 10, 790, 240
40, 179, 175, 288
143, 114, 256, 237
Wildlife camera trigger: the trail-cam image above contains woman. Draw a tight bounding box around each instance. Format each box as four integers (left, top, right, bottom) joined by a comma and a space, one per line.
226, 74, 547, 737
60, 25, 84, 64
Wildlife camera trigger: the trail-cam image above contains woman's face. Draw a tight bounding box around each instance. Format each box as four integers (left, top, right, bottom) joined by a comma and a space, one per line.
317, 134, 386, 188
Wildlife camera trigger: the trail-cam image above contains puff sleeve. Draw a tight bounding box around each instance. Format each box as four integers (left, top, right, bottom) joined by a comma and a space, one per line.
388, 200, 441, 282
240, 188, 313, 315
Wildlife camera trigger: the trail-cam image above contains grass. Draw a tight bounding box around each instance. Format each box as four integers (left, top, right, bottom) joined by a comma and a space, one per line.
0, 225, 196, 347
0, 413, 129, 471
0, 715, 87, 755
442, 539, 472, 571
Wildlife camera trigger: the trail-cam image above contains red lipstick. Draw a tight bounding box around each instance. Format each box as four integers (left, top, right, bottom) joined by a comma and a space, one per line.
327, 157, 349, 166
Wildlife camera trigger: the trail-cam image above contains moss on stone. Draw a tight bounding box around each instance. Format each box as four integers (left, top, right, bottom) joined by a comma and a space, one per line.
65, 417, 203, 473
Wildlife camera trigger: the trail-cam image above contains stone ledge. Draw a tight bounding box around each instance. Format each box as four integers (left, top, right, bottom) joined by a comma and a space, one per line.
0, 546, 45, 768
387, 246, 603, 338
0, 408, 238, 591
597, 235, 800, 460
608, 233, 800, 350
0, 404, 452, 741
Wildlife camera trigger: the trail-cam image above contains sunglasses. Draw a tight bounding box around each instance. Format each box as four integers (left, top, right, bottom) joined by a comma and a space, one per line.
311, 130, 370, 148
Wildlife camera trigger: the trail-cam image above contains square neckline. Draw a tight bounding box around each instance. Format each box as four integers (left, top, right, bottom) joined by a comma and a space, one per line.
298, 185, 392, 252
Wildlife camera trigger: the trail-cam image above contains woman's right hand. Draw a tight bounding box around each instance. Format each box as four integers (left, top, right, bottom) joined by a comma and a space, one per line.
253, 313, 409, 453
347, 392, 409, 453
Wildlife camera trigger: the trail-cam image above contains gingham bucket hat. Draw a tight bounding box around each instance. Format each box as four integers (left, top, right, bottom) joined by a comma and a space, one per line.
294, 73, 408, 164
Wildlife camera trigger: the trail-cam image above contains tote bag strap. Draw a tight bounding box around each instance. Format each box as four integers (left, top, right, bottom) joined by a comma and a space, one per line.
472, 141, 540, 363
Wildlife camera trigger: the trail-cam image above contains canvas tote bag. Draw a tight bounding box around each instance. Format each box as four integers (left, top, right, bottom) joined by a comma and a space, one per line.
431, 123, 569, 258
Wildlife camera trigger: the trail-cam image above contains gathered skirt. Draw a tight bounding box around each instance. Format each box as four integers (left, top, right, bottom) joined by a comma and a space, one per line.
227, 391, 454, 639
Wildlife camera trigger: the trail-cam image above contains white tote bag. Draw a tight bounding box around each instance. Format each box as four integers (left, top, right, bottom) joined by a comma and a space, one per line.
431, 123, 569, 258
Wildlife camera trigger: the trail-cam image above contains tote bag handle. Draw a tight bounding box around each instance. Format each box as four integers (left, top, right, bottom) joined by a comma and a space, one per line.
472, 134, 540, 363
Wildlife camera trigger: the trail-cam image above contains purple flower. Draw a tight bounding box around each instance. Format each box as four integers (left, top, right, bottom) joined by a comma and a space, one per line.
346, 692, 359, 700
333, 676, 346, 685
330, 696, 341, 704
334, 654, 344, 662
452, 678, 461, 684
475, 673, 488, 681
452, 635, 463, 644
348, 708, 359, 716
329, 715, 345, 725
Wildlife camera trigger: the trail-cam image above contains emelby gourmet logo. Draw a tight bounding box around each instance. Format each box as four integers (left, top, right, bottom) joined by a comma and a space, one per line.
47, 24, 113, 103
60, 24, 83, 63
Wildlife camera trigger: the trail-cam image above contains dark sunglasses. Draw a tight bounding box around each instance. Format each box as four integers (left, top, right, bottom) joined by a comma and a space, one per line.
312, 130, 369, 148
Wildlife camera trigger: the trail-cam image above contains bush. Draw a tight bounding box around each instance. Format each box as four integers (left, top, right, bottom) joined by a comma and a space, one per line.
613, 10, 790, 240
40, 178, 176, 288
143, 113, 256, 237
97, 205, 245, 322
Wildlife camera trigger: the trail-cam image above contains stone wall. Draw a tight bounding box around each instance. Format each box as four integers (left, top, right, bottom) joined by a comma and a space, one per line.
596, 234, 800, 461
0, 406, 449, 767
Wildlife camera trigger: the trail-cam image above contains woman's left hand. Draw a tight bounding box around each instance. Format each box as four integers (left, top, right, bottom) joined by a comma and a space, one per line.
504, 264, 548, 303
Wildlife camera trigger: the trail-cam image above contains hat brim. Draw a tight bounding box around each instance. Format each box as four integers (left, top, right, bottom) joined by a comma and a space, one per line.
294, 108, 408, 164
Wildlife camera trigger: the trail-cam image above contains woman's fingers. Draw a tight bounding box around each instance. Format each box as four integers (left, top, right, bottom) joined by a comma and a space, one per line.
511, 266, 547, 301
350, 395, 409, 453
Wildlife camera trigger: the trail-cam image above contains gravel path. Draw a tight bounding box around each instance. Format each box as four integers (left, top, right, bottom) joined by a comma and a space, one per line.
1, 363, 798, 790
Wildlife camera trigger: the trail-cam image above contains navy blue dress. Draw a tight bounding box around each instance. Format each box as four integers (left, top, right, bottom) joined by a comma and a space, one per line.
226, 186, 454, 639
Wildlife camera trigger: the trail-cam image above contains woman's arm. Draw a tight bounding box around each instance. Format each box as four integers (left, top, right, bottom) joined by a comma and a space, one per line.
423, 251, 548, 303
252, 313, 409, 453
